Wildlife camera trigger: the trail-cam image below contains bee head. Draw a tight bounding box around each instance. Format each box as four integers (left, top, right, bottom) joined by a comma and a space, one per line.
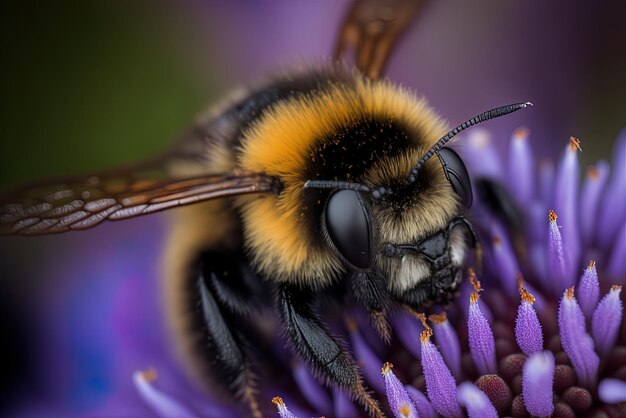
305, 102, 530, 308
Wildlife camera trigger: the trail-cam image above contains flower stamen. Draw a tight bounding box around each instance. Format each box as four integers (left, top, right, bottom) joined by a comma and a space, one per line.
468, 290, 497, 375
577, 260, 599, 319
591, 285, 623, 356
558, 287, 599, 389
381, 362, 418, 418
569, 136, 582, 152
133, 368, 195, 418
468, 267, 481, 292
515, 286, 543, 355
272, 396, 297, 418
429, 312, 462, 379
420, 326, 462, 417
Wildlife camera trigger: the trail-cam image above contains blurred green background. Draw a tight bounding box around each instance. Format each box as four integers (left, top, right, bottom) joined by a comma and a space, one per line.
0, 2, 215, 190
1, 1, 625, 193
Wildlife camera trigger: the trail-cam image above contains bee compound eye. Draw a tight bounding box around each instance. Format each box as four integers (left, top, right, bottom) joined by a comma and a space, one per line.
325, 189, 372, 269
437, 147, 473, 208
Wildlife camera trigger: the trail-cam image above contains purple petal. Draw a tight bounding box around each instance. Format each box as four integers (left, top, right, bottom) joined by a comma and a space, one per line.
430, 313, 462, 380
598, 378, 626, 404
539, 160, 555, 209
507, 128, 534, 203
580, 161, 610, 245
529, 203, 549, 279
391, 311, 424, 360
353, 307, 386, 356
549, 210, 573, 294
515, 288, 543, 356
349, 321, 385, 394
268, 391, 313, 418
489, 224, 520, 296
133, 370, 195, 418
607, 220, 626, 281
458, 270, 493, 323
420, 329, 463, 418
468, 293, 497, 375
522, 351, 555, 417
464, 129, 503, 179
406, 386, 437, 418
553, 137, 581, 272
292, 361, 332, 415
272, 397, 297, 418
382, 363, 419, 418
591, 285, 623, 356
520, 281, 547, 313
577, 260, 600, 320
333, 388, 359, 418
558, 287, 599, 389
530, 201, 548, 244
529, 244, 548, 283
457, 382, 498, 418
598, 129, 626, 249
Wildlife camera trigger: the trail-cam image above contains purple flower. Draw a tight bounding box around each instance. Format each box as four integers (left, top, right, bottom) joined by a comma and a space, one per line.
522, 351, 555, 417
558, 287, 599, 389
598, 379, 626, 404
577, 260, 600, 320
548, 209, 570, 293
292, 360, 333, 415
457, 381, 498, 418
429, 312, 462, 380
272, 397, 297, 418
130, 130, 625, 417
405, 386, 436, 418
132, 369, 195, 418
333, 388, 360, 418
592, 285, 623, 357
381, 362, 419, 418
419, 328, 463, 418
515, 287, 543, 356
468, 293, 497, 375
553, 137, 582, 278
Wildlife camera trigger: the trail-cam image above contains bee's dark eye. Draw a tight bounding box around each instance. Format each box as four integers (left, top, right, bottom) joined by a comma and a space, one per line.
437, 147, 473, 208
325, 190, 371, 269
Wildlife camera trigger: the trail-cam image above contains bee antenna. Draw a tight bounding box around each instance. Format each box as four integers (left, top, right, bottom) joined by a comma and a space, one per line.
407, 102, 533, 183
304, 180, 388, 199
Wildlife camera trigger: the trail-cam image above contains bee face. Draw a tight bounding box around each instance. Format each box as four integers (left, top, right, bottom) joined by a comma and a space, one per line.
322, 145, 475, 307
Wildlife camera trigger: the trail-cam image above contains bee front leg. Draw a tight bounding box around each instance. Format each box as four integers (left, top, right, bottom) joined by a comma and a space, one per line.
278, 284, 385, 418
193, 252, 266, 418
351, 270, 392, 342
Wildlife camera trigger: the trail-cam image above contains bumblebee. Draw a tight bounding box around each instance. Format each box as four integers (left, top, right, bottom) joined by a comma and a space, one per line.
0, 1, 530, 417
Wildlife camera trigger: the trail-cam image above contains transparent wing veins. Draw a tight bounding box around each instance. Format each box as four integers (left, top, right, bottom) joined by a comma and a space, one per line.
0, 170, 277, 235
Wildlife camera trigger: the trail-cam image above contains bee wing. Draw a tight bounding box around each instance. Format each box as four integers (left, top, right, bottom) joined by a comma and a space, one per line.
335, 0, 423, 79
0, 167, 277, 236
0, 80, 283, 236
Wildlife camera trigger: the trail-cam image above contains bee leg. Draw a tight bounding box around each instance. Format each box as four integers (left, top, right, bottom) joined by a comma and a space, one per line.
278, 284, 385, 418
194, 252, 266, 418
351, 270, 391, 342
397, 283, 431, 310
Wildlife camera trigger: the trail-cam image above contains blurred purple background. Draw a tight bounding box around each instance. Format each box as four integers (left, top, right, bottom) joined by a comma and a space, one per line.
0, 0, 624, 415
